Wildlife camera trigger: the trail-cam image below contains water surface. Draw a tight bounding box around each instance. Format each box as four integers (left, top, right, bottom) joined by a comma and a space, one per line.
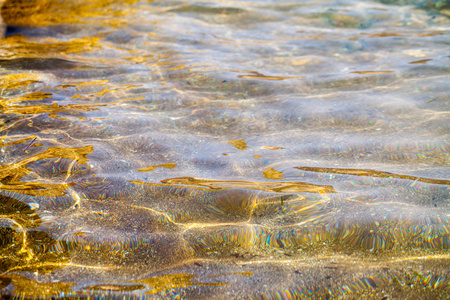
0, 0, 449, 298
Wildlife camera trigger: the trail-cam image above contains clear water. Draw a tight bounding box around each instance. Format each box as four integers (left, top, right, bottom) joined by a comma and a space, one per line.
0, 0, 449, 298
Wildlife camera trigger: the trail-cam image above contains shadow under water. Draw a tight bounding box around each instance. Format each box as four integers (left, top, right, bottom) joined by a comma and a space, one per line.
0, 0, 449, 299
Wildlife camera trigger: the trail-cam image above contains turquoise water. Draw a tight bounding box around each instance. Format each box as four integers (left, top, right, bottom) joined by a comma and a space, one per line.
0, 0, 449, 298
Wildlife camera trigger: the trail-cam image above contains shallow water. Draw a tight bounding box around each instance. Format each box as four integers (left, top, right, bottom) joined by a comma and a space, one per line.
0, 0, 449, 298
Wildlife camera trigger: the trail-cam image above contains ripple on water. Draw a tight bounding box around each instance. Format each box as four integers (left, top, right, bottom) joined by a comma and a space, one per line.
0, 0, 449, 298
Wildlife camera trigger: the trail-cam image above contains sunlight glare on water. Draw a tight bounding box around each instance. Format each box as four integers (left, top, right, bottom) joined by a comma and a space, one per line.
0, 0, 449, 298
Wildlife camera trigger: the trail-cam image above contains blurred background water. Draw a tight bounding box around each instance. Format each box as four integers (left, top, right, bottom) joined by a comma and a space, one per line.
0, 0, 449, 298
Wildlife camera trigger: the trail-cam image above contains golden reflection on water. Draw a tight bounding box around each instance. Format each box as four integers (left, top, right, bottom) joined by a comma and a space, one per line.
0, 274, 74, 298
263, 168, 284, 180
0, 144, 92, 196
237, 71, 305, 81
1, 0, 143, 27
156, 177, 336, 193
227, 138, 248, 150
0, 194, 70, 277
295, 166, 450, 185
138, 163, 177, 172
0, 0, 449, 298
2, 99, 105, 120
350, 71, 395, 75
0, 73, 43, 90
131, 273, 227, 295
0, 35, 105, 59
